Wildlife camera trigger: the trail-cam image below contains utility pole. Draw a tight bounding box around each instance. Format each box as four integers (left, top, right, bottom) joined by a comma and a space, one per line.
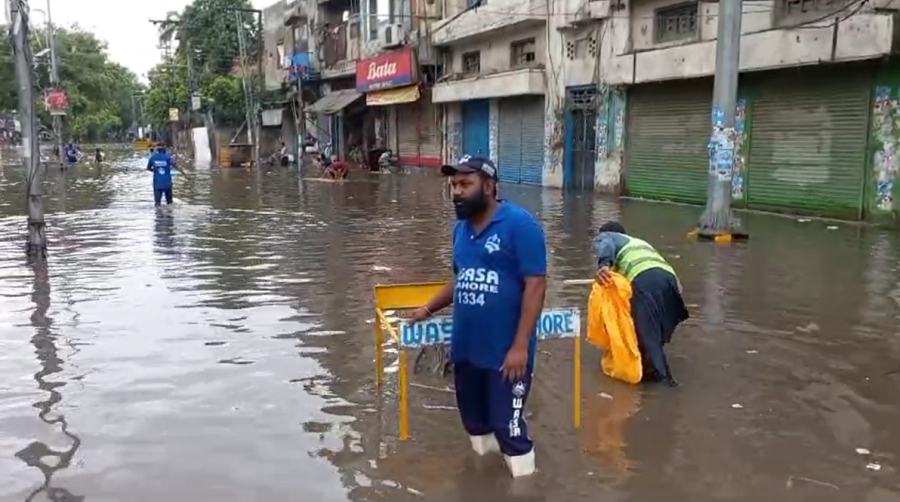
46, 0, 63, 170
11, 0, 48, 259
234, 8, 263, 169
697, 0, 744, 239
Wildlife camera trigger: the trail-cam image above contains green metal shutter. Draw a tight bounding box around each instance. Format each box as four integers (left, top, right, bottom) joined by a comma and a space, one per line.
746, 68, 871, 218
498, 98, 523, 183
626, 80, 712, 203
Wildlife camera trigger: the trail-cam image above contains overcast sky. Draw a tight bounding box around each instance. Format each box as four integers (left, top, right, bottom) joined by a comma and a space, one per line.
42, 0, 270, 82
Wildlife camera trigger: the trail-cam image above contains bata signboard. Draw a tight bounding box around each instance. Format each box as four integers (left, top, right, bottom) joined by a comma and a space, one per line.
356, 47, 416, 93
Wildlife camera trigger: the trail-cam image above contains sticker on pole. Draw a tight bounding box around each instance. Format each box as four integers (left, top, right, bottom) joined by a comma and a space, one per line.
398, 308, 581, 349
45, 89, 67, 116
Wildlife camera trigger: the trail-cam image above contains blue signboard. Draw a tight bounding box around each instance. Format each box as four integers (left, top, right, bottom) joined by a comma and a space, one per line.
397, 308, 581, 349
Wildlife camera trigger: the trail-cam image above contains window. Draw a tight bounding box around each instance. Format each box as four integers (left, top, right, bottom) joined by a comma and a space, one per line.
654, 2, 698, 43
776, 0, 852, 24
466, 0, 483, 7
462, 51, 480, 75
510, 37, 537, 68
293, 24, 308, 45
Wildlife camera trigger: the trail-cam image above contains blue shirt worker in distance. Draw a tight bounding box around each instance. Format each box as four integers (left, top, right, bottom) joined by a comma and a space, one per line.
594, 221, 689, 386
408, 155, 547, 478
146, 144, 185, 207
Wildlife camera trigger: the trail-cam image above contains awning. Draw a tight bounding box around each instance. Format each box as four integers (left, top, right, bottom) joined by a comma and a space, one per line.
305, 89, 362, 115
366, 85, 420, 106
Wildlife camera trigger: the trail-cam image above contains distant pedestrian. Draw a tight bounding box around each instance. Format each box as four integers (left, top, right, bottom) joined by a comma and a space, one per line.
407, 155, 547, 478
593, 221, 689, 386
94, 148, 104, 165
64, 140, 79, 168
147, 143, 187, 207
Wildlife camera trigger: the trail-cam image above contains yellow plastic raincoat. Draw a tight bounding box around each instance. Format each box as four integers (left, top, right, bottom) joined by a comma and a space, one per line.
586, 272, 643, 384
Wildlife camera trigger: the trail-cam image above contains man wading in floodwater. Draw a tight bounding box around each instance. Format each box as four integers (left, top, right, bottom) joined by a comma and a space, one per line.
593, 221, 689, 386
408, 155, 547, 478
147, 143, 187, 207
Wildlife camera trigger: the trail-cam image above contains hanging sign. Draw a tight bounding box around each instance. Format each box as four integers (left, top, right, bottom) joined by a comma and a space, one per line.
45, 89, 67, 116
356, 47, 416, 93
168, 108, 179, 122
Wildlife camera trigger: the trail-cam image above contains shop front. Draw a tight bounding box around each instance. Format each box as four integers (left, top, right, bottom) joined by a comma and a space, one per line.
357, 46, 441, 169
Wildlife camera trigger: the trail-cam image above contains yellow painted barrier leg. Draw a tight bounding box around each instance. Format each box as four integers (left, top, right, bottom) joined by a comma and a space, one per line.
399, 349, 410, 440
375, 313, 384, 389
574, 334, 581, 428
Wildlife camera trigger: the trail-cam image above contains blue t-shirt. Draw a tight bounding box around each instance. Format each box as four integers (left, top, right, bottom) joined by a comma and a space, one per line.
450, 201, 547, 370
148, 152, 174, 189
64, 145, 78, 162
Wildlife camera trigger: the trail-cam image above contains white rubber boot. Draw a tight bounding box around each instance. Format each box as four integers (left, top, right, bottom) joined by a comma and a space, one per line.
504, 448, 536, 478
468, 434, 500, 456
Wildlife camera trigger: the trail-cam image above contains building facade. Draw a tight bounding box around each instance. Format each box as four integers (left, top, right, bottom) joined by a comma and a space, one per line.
428, 0, 900, 219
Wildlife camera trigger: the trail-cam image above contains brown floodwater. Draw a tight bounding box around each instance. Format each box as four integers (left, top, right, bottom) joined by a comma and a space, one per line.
0, 149, 899, 501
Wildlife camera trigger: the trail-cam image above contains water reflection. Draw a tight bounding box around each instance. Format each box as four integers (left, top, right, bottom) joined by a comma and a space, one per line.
15, 262, 83, 502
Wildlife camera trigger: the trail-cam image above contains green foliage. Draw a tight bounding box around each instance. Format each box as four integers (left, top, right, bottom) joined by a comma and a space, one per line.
144, 0, 260, 128
0, 24, 144, 141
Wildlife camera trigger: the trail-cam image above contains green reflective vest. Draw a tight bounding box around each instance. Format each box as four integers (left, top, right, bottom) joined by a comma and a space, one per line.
615, 236, 676, 283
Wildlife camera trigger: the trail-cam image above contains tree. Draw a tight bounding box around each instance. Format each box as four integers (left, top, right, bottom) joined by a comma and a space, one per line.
144, 0, 260, 130
1, 25, 144, 141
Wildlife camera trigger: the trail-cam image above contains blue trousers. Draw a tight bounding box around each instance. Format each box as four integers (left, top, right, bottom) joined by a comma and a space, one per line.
453, 361, 533, 456
154, 188, 173, 206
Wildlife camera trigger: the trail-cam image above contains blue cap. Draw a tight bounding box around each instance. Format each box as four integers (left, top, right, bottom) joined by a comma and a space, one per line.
441, 155, 498, 180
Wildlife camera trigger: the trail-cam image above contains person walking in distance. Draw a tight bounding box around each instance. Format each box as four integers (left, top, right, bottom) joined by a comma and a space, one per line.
408, 155, 547, 477
147, 143, 186, 207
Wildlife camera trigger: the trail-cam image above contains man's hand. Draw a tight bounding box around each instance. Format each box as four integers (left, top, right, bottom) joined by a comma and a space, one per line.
595, 265, 613, 286
501, 343, 528, 382
406, 306, 432, 324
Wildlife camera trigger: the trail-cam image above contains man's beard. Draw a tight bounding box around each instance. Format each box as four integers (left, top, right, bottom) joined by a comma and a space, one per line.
453, 190, 489, 220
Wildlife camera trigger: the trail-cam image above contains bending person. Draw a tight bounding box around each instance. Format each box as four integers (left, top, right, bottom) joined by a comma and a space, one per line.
593, 221, 688, 386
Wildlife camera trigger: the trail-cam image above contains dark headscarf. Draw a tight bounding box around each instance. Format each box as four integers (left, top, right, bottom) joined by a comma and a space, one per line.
599, 221, 627, 235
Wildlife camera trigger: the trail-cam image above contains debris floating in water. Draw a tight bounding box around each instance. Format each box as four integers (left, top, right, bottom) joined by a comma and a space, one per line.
856, 448, 871, 455
599, 392, 614, 400
731, 403, 743, 409
866, 462, 881, 471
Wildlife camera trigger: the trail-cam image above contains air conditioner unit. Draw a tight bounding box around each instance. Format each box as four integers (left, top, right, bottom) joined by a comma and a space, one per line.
380, 23, 406, 49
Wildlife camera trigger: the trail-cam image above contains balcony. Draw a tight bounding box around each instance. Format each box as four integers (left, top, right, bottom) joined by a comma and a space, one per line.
431, 0, 547, 46
320, 18, 361, 79
432, 68, 545, 102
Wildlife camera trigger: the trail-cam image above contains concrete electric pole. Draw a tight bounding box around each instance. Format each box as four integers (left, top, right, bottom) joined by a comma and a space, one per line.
697, 0, 744, 239
46, 0, 64, 170
11, 0, 48, 258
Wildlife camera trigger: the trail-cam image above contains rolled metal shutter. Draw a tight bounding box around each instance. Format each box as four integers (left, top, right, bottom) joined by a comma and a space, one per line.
397, 102, 419, 167
498, 98, 523, 183
418, 92, 442, 165
520, 97, 545, 185
626, 80, 712, 203
745, 66, 871, 219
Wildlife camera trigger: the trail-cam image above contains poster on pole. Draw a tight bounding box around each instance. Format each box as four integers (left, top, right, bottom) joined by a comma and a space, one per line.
168, 108, 179, 122
45, 89, 67, 116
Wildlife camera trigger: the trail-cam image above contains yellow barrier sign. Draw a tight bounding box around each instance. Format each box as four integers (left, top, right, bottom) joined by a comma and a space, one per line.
374, 281, 582, 441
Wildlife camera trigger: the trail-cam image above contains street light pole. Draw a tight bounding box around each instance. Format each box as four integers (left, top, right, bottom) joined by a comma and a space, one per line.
46, 0, 64, 170
12, 0, 48, 258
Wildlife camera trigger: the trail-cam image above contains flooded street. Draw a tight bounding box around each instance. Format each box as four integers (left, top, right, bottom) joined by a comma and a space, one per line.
1, 151, 899, 502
